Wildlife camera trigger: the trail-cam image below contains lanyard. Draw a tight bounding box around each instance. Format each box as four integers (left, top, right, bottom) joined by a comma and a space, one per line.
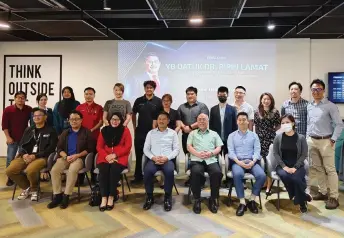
33, 130, 41, 145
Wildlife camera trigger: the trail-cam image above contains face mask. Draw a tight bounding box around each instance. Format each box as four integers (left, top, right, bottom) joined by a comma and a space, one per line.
218, 96, 227, 103
281, 123, 293, 133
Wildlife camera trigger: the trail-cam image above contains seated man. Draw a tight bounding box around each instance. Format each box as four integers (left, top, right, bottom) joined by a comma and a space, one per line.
6, 108, 57, 201
48, 110, 94, 209
227, 112, 266, 217
187, 113, 223, 214
143, 111, 180, 211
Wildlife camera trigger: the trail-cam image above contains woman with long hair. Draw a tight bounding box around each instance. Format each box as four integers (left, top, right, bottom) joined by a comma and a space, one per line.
53, 86, 80, 135
254, 92, 280, 194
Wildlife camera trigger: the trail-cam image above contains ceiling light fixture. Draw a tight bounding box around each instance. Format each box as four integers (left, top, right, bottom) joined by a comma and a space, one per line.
0, 22, 10, 29
189, 18, 203, 24
267, 23, 275, 30
103, 0, 111, 10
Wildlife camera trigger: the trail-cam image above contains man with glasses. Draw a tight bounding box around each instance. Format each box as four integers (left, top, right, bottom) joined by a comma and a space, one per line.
281, 82, 308, 136
232, 86, 254, 131
6, 108, 57, 201
307, 79, 344, 210
2, 91, 32, 186
48, 110, 94, 209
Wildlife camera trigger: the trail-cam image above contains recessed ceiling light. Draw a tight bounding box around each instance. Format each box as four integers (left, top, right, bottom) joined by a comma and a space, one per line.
104, 7, 111, 10
103, 0, 111, 10
190, 18, 203, 24
267, 24, 275, 30
0, 23, 10, 29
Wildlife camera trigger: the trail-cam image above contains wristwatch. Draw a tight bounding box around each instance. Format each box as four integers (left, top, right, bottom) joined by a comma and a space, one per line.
63, 156, 67, 160
330, 139, 335, 144
188, 125, 193, 130
210, 151, 214, 156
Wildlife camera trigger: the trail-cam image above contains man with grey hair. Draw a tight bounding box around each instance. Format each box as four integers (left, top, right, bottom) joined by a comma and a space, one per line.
187, 113, 223, 214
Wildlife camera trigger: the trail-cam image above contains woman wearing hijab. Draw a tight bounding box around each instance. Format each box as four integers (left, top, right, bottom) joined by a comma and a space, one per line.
53, 87, 80, 135
96, 112, 132, 211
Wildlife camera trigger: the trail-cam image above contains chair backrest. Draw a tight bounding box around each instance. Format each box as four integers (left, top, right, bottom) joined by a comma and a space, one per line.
185, 153, 190, 173
265, 144, 276, 177
94, 153, 98, 169
127, 152, 132, 172
84, 153, 94, 171
175, 155, 180, 174
47, 152, 56, 170
304, 158, 309, 175
224, 154, 230, 175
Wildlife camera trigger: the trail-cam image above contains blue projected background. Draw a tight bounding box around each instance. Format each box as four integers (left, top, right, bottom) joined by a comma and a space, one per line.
328, 72, 344, 103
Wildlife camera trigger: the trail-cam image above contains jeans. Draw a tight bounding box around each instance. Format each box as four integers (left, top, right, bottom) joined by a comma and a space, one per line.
7, 143, 19, 168
232, 163, 266, 199
144, 160, 175, 195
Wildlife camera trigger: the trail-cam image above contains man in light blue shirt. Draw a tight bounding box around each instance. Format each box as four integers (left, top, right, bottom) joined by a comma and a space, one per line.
228, 112, 266, 216
307, 79, 344, 210
143, 111, 180, 212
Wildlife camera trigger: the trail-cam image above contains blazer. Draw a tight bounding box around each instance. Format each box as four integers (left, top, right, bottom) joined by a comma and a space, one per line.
272, 132, 308, 169
96, 127, 132, 167
209, 104, 238, 143
57, 126, 94, 160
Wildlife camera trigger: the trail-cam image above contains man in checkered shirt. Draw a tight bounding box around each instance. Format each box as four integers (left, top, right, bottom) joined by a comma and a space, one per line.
281, 82, 308, 136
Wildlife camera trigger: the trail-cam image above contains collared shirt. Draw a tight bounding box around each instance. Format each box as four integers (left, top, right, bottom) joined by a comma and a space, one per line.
227, 130, 261, 161
177, 101, 209, 126
133, 95, 162, 135
1, 104, 32, 142
281, 98, 308, 135
67, 130, 78, 156
187, 128, 223, 165
143, 128, 180, 160
76, 102, 103, 140
219, 104, 226, 140
232, 102, 254, 120
307, 98, 344, 141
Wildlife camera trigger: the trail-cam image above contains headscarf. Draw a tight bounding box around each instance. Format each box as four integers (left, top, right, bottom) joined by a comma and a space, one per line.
58, 86, 76, 119
101, 112, 125, 147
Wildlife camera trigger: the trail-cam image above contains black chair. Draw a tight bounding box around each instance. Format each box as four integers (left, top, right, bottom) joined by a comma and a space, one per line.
224, 154, 263, 209
185, 154, 223, 204
12, 152, 56, 201
93, 153, 131, 201
141, 155, 180, 195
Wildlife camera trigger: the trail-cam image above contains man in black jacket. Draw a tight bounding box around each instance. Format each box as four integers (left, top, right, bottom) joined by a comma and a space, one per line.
6, 108, 58, 201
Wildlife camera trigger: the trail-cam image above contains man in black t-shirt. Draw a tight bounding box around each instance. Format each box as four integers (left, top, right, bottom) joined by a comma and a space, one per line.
132, 81, 163, 184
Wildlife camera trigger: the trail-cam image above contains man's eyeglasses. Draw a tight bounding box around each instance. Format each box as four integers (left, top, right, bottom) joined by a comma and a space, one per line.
33, 115, 45, 118
69, 118, 81, 122
311, 88, 324, 92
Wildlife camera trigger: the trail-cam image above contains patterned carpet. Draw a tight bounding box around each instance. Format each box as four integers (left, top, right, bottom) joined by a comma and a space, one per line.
1, 158, 344, 238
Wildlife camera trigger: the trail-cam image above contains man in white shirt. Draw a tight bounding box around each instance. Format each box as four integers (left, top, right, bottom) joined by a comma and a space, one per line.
232, 86, 254, 131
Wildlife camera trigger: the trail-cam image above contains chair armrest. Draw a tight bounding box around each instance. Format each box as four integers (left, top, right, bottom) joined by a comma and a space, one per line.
85, 153, 94, 171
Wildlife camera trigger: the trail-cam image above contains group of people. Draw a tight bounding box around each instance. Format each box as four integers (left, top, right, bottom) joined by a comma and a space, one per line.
2, 78, 343, 216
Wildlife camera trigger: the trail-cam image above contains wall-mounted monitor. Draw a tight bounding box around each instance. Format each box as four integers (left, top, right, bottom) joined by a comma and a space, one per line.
328, 72, 344, 103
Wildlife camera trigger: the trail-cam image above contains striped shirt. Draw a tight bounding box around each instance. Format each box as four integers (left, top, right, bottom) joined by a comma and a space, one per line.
281, 98, 308, 136
144, 128, 180, 160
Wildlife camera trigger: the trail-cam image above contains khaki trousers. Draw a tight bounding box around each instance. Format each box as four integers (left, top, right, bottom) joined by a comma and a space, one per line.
307, 138, 338, 199
6, 156, 47, 192
51, 158, 83, 195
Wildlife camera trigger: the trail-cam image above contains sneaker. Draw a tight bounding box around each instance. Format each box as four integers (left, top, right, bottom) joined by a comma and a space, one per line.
325, 197, 339, 210
300, 203, 308, 213
18, 187, 30, 200
312, 192, 327, 201
31, 191, 39, 201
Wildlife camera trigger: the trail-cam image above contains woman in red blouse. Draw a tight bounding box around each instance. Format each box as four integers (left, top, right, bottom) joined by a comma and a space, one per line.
97, 112, 132, 211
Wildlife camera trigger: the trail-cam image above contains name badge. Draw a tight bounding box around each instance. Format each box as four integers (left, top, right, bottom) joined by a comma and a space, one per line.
32, 145, 38, 153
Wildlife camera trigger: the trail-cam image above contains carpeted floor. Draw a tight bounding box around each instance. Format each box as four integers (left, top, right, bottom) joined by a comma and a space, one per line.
1, 158, 344, 238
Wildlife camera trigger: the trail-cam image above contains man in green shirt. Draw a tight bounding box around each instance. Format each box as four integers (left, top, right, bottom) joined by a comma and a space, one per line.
187, 113, 223, 214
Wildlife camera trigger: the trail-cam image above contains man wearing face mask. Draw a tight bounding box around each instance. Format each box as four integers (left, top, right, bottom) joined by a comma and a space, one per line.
210, 86, 237, 156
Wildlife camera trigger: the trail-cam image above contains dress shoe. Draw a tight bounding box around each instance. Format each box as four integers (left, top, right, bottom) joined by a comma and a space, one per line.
99, 206, 106, 212
325, 197, 339, 210
299, 202, 308, 213
6, 178, 14, 186
60, 194, 70, 209
236, 204, 247, 216
193, 199, 202, 214
164, 196, 172, 212
312, 192, 327, 201
305, 193, 313, 202
143, 197, 154, 210
247, 200, 258, 214
47, 193, 63, 209
208, 198, 218, 214
106, 204, 114, 211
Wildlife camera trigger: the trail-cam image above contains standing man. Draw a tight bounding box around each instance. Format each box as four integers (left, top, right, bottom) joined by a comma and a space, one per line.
132, 80, 163, 184
209, 86, 237, 155
232, 86, 254, 131
178, 86, 209, 186
281, 82, 308, 136
2, 91, 32, 186
307, 79, 344, 209
76, 87, 103, 183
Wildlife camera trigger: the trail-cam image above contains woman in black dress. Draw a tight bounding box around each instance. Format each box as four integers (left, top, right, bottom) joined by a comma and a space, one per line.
254, 92, 280, 194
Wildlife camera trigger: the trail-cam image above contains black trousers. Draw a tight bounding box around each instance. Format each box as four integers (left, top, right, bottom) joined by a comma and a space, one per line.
276, 166, 307, 205
182, 133, 189, 154
190, 161, 223, 199
134, 133, 147, 180
98, 162, 125, 197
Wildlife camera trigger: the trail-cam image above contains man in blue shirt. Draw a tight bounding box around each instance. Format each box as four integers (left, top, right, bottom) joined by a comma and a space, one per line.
307, 79, 344, 210
143, 111, 180, 212
228, 112, 266, 216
